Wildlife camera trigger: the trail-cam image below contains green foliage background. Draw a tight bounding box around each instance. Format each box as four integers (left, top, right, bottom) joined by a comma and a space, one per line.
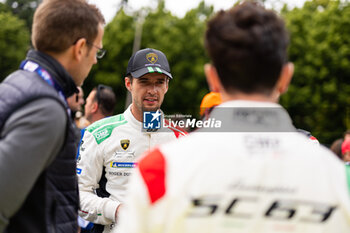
0, 3, 29, 78
1, 0, 350, 145
86, 1, 213, 117
280, 0, 350, 144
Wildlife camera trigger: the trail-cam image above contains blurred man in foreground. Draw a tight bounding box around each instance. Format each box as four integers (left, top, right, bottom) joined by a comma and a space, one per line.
117, 2, 350, 233
0, 0, 105, 232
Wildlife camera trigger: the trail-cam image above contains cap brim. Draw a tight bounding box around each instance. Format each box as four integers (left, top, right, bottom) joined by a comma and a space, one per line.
131, 67, 173, 79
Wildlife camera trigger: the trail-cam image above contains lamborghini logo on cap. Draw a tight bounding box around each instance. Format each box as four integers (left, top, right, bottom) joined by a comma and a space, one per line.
146, 53, 158, 64
120, 139, 130, 150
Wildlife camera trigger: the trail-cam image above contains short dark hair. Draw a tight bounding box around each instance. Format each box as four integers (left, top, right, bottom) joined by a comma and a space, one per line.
205, 1, 289, 95
94, 85, 116, 117
330, 138, 343, 160
126, 75, 133, 83
32, 0, 105, 53
126, 74, 170, 84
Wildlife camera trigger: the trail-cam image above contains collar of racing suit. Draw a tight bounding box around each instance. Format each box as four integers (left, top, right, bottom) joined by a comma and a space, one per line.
25, 49, 78, 98
124, 104, 142, 130
123, 104, 166, 134
201, 100, 296, 133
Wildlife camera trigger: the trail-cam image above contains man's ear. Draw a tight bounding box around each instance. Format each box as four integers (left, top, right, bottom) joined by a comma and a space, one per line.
276, 62, 294, 95
125, 77, 132, 92
91, 101, 99, 113
204, 64, 222, 92
72, 38, 87, 62
164, 77, 169, 94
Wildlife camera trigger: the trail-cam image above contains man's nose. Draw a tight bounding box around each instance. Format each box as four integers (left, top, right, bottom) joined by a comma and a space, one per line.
147, 84, 157, 94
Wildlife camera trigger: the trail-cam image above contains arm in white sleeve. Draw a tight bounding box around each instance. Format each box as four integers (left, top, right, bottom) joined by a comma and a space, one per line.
77, 130, 120, 225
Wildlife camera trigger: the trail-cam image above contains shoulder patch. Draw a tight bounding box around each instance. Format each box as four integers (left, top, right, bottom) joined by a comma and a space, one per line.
87, 114, 127, 144
138, 148, 166, 204
346, 164, 350, 195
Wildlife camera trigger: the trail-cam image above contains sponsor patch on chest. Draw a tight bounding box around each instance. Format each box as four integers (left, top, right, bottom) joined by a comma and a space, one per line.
110, 162, 137, 168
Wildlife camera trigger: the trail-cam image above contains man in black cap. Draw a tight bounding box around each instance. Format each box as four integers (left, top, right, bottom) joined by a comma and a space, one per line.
77, 48, 186, 233
125, 48, 173, 122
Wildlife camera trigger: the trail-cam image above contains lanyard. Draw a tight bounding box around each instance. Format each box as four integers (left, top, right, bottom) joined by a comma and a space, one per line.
20, 60, 71, 115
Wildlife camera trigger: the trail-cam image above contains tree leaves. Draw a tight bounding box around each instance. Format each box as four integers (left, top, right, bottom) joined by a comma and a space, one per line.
0, 11, 29, 80
281, 0, 350, 144
1, 0, 350, 144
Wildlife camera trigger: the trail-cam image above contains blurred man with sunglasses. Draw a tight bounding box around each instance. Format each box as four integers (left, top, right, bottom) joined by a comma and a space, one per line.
77, 48, 186, 233
0, 0, 105, 232
84, 85, 116, 126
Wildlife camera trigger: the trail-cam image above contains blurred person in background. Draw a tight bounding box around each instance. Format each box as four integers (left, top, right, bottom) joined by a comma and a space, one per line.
67, 86, 86, 140
199, 91, 222, 119
117, 2, 350, 233
341, 139, 350, 164
0, 0, 105, 232
67, 86, 85, 121
84, 84, 116, 125
330, 138, 344, 160
344, 130, 350, 140
76, 84, 117, 130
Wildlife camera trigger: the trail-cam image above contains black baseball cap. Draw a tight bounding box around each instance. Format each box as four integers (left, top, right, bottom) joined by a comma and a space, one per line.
126, 48, 173, 79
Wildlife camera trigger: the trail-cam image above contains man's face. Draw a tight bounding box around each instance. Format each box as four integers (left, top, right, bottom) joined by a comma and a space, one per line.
345, 134, 350, 141
84, 89, 97, 122
127, 73, 169, 115
76, 23, 104, 86
343, 151, 350, 163
67, 87, 84, 112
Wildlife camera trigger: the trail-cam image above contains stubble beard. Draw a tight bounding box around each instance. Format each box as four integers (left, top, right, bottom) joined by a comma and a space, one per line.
142, 105, 160, 113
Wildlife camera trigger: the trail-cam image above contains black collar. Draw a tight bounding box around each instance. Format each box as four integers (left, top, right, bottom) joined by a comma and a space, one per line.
26, 49, 78, 98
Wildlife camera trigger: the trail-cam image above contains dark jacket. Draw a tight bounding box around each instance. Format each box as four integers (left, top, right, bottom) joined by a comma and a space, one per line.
0, 50, 80, 233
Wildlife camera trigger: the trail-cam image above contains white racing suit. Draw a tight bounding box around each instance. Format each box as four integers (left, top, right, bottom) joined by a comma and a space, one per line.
77, 105, 186, 233
118, 100, 350, 233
